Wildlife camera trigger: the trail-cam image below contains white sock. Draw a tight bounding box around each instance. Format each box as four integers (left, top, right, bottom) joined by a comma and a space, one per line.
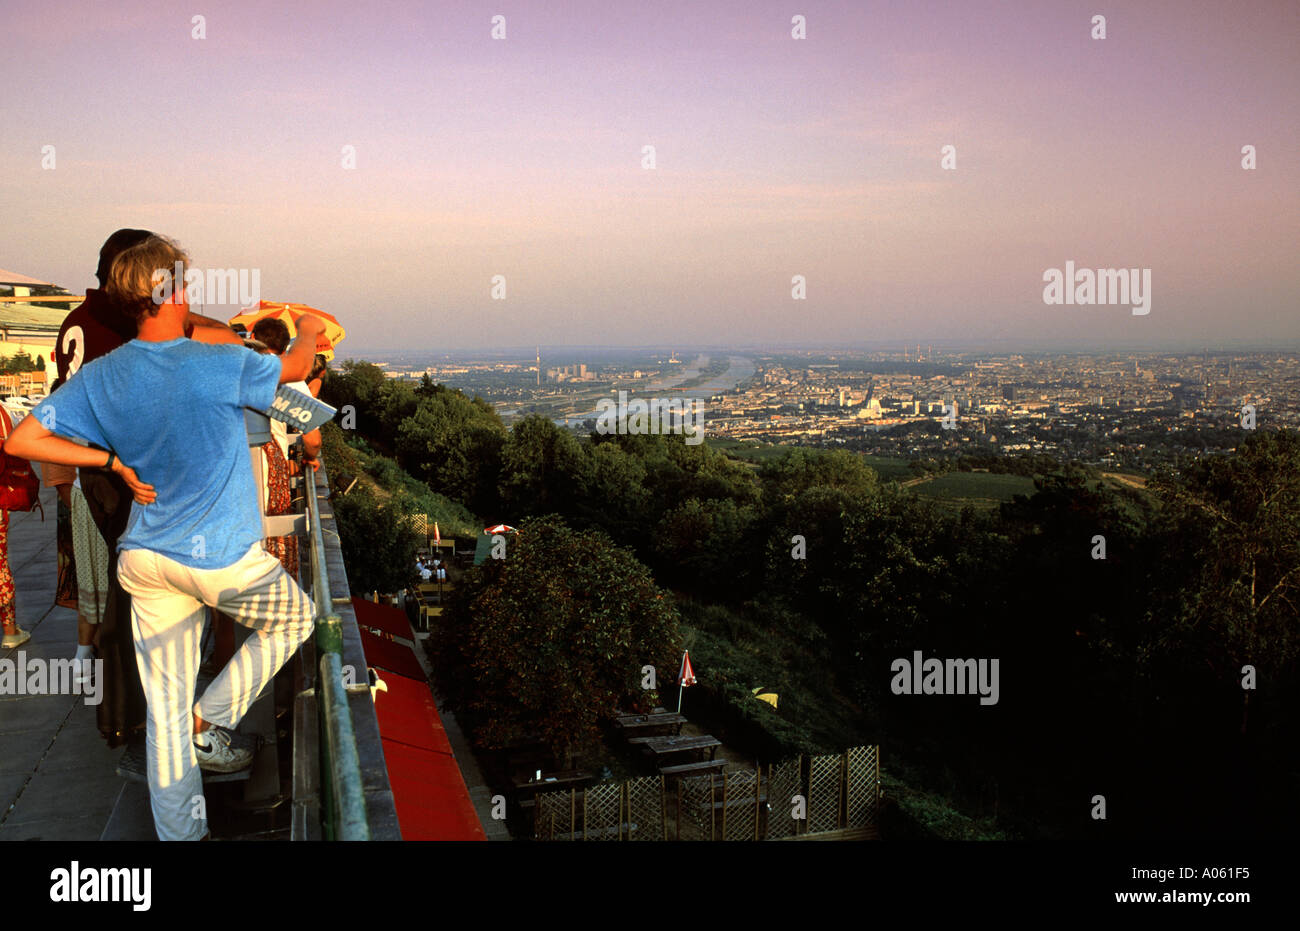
75, 644, 94, 661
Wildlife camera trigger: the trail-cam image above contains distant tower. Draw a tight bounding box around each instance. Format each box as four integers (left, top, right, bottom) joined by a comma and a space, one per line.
536, 346, 540, 387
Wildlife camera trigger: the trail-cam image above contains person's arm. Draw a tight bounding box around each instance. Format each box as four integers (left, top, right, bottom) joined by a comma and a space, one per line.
40, 460, 77, 488
5, 417, 156, 504
184, 311, 245, 345
185, 310, 233, 334
301, 428, 322, 472
279, 317, 325, 385
39, 461, 76, 508
190, 323, 246, 345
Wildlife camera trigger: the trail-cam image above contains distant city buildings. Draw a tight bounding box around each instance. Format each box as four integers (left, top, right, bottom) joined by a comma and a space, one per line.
546, 363, 593, 382
362, 347, 1298, 473
698, 350, 1299, 469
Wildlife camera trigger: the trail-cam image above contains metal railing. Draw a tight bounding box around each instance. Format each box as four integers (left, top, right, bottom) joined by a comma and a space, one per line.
303, 466, 371, 840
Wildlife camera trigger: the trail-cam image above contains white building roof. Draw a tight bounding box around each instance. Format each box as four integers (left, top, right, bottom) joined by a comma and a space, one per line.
0, 268, 56, 287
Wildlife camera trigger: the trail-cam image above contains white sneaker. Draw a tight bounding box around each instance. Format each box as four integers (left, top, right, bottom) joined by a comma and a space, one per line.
193, 726, 255, 773
74, 658, 95, 686
74, 646, 95, 685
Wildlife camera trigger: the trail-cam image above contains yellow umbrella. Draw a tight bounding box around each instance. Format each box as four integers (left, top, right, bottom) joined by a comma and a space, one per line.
228, 301, 346, 360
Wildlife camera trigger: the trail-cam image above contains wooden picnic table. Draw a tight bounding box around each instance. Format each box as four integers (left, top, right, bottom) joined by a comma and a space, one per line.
613, 712, 686, 736
628, 734, 721, 761
513, 769, 594, 798
660, 758, 729, 777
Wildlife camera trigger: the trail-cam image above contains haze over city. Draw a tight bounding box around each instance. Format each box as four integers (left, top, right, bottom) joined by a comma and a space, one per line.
5, 0, 1297, 352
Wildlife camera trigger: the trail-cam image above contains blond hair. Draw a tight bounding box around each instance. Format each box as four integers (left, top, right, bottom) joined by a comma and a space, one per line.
105, 234, 190, 321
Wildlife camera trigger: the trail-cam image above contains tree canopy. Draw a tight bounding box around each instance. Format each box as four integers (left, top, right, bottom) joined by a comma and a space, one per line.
432, 515, 681, 761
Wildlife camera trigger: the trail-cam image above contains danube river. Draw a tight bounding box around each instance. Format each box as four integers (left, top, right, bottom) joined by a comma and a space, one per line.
556, 354, 755, 426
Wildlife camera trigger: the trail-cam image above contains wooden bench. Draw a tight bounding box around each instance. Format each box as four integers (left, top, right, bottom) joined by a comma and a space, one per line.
659, 759, 729, 777
417, 585, 454, 605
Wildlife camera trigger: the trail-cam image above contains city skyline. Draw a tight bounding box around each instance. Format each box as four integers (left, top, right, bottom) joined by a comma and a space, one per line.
4, 0, 1297, 351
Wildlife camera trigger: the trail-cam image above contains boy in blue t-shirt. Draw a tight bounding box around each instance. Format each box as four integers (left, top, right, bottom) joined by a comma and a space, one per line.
6, 235, 325, 841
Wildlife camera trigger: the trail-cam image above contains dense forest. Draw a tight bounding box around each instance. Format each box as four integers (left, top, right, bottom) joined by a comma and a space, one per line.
321, 360, 1300, 839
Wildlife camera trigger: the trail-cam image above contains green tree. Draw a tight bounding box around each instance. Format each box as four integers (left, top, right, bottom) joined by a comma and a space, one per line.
432, 516, 681, 763
394, 386, 506, 514
322, 359, 387, 409
1148, 430, 1300, 733
572, 441, 654, 548
378, 379, 420, 437
760, 448, 879, 502
498, 414, 590, 517
0, 350, 38, 375
330, 483, 422, 595
320, 359, 389, 438
654, 497, 758, 597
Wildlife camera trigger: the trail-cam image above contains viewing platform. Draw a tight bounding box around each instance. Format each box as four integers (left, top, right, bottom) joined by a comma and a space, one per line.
0, 465, 491, 841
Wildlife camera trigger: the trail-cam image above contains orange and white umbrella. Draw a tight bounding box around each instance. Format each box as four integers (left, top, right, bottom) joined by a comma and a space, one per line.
229, 301, 345, 360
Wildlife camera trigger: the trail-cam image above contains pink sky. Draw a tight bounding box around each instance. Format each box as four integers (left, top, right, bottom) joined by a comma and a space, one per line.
3, 0, 1297, 351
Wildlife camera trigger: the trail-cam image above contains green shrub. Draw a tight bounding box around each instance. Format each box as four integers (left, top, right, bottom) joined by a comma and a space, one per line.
330, 483, 422, 595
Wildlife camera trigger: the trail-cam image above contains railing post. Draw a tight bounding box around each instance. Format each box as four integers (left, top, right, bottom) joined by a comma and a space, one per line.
305, 465, 371, 841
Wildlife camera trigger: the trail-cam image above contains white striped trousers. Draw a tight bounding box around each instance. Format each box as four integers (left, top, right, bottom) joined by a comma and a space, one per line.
117, 543, 315, 841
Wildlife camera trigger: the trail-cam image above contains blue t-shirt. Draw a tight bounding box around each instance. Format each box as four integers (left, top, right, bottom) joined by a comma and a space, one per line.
33, 339, 282, 569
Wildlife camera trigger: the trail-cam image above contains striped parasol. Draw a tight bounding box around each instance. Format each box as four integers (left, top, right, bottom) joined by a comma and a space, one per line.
228, 301, 345, 360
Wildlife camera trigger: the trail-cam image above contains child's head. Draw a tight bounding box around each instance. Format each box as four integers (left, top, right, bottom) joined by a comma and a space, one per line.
251, 318, 292, 355
106, 234, 189, 322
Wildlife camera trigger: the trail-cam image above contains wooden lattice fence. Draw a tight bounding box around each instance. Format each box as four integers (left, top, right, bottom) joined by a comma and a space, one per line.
531, 746, 880, 841
400, 512, 427, 538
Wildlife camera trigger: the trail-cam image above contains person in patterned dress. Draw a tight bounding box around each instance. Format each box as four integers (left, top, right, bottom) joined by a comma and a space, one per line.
0, 405, 25, 648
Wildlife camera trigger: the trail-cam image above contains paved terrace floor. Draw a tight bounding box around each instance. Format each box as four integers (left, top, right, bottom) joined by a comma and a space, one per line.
0, 487, 126, 840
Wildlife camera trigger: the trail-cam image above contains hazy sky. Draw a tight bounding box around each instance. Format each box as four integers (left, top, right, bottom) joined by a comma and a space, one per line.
4, 0, 1297, 352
